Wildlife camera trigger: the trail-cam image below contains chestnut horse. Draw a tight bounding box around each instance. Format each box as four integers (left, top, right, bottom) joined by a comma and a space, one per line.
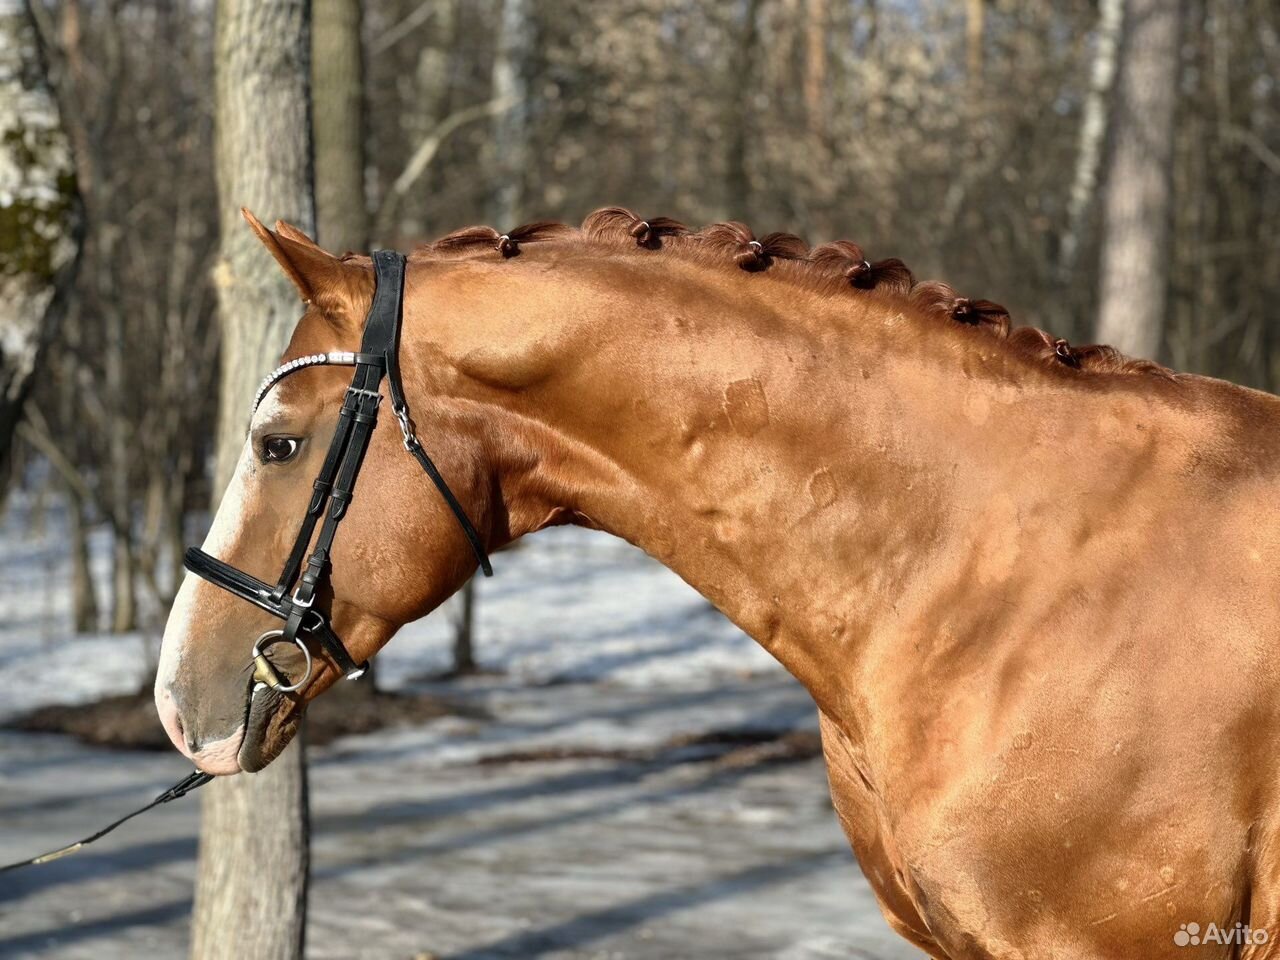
157, 207, 1280, 959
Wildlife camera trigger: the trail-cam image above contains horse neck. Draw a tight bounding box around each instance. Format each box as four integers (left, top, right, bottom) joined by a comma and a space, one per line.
405, 253, 1148, 720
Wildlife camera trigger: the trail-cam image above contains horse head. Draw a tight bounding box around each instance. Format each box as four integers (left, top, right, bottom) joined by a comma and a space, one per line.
155, 213, 490, 773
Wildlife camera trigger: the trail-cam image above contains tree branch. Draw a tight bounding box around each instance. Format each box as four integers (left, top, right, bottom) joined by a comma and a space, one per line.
376, 96, 517, 233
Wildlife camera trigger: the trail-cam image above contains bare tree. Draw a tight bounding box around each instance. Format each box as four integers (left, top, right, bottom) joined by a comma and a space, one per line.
489, 0, 531, 230
1094, 0, 1185, 358
191, 1, 314, 958
965, 0, 984, 86
804, 0, 827, 133
23, 0, 219, 634
1059, 0, 1124, 278
724, 0, 762, 216
313, 0, 367, 254
0, 0, 79, 482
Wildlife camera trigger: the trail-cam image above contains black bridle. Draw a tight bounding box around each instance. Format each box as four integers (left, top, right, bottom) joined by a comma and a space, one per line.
185, 249, 492, 692
1, 250, 493, 874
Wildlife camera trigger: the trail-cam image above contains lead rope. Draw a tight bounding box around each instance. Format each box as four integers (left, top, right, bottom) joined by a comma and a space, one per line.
0, 770, 212, 874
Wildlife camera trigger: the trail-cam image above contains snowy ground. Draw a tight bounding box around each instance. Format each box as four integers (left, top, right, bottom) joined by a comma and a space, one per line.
0, 499, 920, 959
0, 499, 781, 720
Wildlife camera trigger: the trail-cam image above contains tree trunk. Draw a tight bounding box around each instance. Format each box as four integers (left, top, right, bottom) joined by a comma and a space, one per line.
1094, 0, 1184, 359
192, 2, 315, 958
0, 0, 80, 477
66, 480, 97, 632
1058, 0, 1123, 278
723, 0, 762, 216
965, 0, 984, 87
313, 0, 367, 254
804, 0, 827, 135
464, 0, 534, 671
452, 577, 477, 674
311, 0, 379, 690
209, 1, 315, 489
488, 0, 530, 229
192, 733, 310, 959
110, 526, 136, 632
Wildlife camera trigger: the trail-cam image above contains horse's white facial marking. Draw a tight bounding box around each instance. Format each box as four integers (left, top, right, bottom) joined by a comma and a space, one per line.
156, 368, 348, 771
155, 438, 256, 738
248, 389, 291, 439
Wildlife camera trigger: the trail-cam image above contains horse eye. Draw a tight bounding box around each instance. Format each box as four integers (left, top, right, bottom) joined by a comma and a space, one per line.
262, 436, 300, 463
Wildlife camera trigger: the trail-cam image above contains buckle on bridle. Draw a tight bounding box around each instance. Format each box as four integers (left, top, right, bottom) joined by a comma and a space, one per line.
394, 406, 419, 450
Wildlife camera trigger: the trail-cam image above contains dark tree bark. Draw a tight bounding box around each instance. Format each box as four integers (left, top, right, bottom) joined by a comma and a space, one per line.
1094, 0, 1185, 358
0, 0, 80, 480
313, 0, 367, 254
723, 0, 762, 216
66, 479, 96, 631
804, 0, 827, 134
488, 0, 530, 229
452, 577, 477, 674
192, 1, 315, 958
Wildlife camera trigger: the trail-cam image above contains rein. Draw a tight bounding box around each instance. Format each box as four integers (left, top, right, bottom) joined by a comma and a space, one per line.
1, 249, 492, 874
0, 771, 213, 873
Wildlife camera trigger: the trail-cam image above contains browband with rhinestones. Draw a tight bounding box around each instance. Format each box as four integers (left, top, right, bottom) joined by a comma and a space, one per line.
251, 352, 359, 415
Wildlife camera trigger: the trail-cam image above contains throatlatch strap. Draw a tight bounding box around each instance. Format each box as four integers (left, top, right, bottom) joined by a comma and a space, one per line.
404, 440, 493, 577
375, 251, 493, 577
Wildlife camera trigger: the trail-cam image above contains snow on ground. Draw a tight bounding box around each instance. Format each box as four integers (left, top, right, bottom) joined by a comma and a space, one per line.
0, 496, 779, 721
0, 679, 920, 960
0, 499, 156, 720
0, 496, 919, 959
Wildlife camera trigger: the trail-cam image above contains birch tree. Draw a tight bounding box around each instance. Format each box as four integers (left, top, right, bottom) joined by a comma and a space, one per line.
489, 0, 530, 230
1058, 0, 1123, 277
192, 1, 314, 957
0, 0, 78, 481
1094, 0, 1185, 358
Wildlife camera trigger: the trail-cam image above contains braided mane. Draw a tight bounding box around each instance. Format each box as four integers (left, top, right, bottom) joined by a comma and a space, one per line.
416, 206, 1172, 380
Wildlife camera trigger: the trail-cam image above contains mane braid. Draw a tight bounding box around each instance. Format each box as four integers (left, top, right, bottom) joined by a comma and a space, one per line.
696, 221, 808, 272
414, 207, 1173, 381
582, 206, 688, 248
431, 221, 574, 256
810, 241, 915, 294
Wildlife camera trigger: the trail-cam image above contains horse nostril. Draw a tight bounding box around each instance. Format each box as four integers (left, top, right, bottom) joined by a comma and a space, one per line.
156, 684, 195, 760
172, 707, 195, 753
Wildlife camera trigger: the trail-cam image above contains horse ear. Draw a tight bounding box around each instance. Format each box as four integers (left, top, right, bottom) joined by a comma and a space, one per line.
241, 209, 371, 324
273, 220, 316, 246
241, 208, 315, 302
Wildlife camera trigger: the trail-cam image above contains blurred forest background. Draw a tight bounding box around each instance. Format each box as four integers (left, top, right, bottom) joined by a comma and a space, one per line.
1, 0, 1278, 691
1, 1, 1277, 955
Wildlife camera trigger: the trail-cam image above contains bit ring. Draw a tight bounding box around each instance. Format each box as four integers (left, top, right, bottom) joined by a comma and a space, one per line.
250, 629, 313, 693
